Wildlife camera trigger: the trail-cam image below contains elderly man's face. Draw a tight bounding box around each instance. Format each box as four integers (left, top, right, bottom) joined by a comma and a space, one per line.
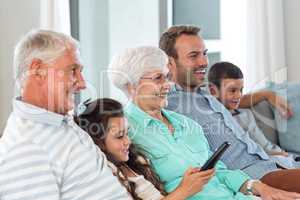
133, 69, 170, 111
170, 34, 208, 90
41, 49, 86, 114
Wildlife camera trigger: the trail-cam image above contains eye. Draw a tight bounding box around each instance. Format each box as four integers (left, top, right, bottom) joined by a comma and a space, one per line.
154, 74, 163, 81
229, 89, 236, 93
189, 54, 197, 58
71, 68, 77, 75
116, 135, 124, 139
203, 49, 208, 56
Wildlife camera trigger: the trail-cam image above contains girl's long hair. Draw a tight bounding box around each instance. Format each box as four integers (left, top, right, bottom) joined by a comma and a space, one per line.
74, 98, 167, 199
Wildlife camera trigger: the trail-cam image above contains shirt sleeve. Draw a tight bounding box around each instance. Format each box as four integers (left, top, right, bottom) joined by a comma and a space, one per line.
189, 117, 251, 193
215, 160, 250, 193
0, 142, 59, 200
244, 110, 282, 153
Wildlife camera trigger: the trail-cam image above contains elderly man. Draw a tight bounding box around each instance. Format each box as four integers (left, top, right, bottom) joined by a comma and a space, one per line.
160, 25, 300, 192
0, 30, 131, 200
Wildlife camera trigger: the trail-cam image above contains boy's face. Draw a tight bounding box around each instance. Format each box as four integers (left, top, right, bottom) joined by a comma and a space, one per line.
211, 78, 244, 111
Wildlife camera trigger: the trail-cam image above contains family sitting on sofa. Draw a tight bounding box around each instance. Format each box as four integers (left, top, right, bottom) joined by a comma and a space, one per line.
1, 25, 300, 200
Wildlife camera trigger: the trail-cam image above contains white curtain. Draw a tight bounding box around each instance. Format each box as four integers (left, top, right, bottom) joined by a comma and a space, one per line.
245, 0, 286, 91
221, 0, 286, 92
40, 0, 71, 35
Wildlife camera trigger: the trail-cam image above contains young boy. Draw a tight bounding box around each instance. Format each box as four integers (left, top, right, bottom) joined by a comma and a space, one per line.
207, 61, 300, 168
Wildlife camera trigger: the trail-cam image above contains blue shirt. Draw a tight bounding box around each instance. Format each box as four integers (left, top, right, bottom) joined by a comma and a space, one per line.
166, 85, 278, 179
125, 102, 254, 200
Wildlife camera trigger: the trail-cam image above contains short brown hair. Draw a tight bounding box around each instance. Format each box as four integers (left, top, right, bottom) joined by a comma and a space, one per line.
159, 25, 200, 58
208, 62, 244, 88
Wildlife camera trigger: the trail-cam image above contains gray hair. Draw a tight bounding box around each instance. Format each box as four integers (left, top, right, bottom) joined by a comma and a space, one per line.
13, 29, 79, 92
108, 46, 169, 95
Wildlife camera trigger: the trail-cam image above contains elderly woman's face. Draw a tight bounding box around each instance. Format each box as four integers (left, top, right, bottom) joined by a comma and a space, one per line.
134, 69, 170, 110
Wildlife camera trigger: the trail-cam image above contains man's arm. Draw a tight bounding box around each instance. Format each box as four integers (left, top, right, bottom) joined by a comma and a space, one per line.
239, 180, 300, 200
1, 143, 59, 200
239, 90, 293, 119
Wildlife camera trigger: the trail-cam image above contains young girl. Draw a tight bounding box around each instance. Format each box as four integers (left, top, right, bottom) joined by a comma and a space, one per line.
74, 98, 214, 200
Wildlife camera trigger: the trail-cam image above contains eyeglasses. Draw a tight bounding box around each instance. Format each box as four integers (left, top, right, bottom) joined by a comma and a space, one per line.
140, 73, 169, 84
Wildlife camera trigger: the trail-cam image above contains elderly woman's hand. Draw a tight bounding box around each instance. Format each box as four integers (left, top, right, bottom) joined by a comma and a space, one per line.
175, 167, 214, 199
252, 181, 300, 200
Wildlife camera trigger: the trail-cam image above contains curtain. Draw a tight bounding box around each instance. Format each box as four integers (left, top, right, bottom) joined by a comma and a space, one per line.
221, 0, 286, 92
40, 0, 71, 35
245, 0, 286, 91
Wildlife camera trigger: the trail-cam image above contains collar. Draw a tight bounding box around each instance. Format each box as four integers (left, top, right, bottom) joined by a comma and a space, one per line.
13, 97, 70, 126
231, 109, 241, 116
125, 101, 186, 129
170, 83, 207, 94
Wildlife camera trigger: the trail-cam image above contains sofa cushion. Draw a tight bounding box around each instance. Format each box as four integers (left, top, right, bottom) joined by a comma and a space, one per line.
251, 100, 278, 144
268, 82, 300, 153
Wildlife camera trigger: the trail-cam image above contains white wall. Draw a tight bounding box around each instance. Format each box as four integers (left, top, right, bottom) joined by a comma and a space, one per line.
1, 0, 300, 133
108, 0, 161, 103
283, 0, 300, 83
0, 0, 41, 132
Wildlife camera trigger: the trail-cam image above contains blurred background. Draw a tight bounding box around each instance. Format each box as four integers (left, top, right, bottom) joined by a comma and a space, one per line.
1, 0, 300, 132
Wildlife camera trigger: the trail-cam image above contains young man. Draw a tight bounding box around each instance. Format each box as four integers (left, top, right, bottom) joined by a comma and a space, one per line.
207, 61, 300, 169
0, 29, 131, 200
160, 25, 300, 194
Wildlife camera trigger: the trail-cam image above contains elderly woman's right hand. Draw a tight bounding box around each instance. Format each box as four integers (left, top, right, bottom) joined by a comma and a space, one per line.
177, 167, 215, 198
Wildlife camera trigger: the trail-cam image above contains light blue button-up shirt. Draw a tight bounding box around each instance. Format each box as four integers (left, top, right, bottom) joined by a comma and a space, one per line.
125, 102, 255, 200
166, 85, 278, 179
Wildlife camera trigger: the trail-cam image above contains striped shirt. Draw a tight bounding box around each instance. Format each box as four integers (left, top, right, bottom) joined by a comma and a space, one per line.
0, 98, 131, 200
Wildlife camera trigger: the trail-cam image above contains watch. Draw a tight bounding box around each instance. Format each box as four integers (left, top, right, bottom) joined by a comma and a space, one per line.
246, 179, 260, 195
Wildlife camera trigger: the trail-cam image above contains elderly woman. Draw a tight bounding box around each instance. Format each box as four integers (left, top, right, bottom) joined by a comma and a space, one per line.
108, 46, 300, 200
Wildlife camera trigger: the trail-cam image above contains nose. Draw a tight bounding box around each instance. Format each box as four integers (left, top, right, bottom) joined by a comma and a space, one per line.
234, 91, 242, 99
162, 78, 171, 91
124, 135, 131, 146
74, 70, 86, 91
197, 54, 208, 67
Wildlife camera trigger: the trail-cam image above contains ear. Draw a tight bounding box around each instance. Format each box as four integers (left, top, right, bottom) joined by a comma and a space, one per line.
28, 58, 46, 82
126, 83, 136, 96
208, 83, 220, 98
167, 56, 177, 81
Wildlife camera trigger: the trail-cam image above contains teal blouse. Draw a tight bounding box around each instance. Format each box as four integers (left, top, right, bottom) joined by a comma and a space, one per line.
125, 102, 255, 200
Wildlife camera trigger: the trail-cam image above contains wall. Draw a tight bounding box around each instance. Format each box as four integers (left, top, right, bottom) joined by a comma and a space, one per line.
108, 0, 161, 103
1, 0, 300, 132
283, 0, 300, 83
0, 0, 41, 132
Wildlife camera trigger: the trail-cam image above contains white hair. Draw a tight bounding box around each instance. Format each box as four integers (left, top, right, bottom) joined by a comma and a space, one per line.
108, 46, 169, 95
13, 29, 79, 92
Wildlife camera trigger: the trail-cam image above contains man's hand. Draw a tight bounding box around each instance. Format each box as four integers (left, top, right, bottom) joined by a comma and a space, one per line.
266, 91, 293, 119
252, 181, 300, 200
269, 151, 289, 157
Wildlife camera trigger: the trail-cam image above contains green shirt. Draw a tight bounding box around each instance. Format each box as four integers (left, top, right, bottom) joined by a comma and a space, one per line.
125, 102, 254, 200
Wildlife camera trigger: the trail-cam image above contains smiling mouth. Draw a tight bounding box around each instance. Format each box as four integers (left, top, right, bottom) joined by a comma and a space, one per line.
194, 68, 207, 73
230, 100, 240, 105
156, 92, 169, 98
123, 149, 129, 154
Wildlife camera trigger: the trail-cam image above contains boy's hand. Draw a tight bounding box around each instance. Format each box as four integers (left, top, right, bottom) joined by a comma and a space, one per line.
270, 151, 289, 157
266, 91, 293, 119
